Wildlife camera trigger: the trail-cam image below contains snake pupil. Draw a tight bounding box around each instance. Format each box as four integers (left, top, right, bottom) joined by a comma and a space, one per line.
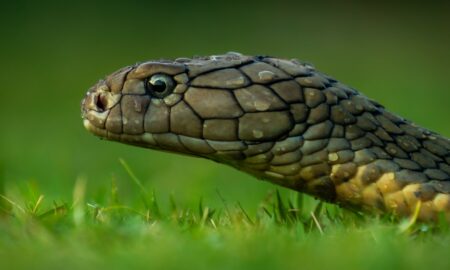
152, 80, 166, 92
153, 80, 166, 92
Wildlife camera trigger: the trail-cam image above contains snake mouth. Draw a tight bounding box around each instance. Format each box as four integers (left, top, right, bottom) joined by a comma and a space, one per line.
82, 117, 165, 151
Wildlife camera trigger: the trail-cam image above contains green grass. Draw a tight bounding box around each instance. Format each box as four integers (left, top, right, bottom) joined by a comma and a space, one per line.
1, 160, 450, 270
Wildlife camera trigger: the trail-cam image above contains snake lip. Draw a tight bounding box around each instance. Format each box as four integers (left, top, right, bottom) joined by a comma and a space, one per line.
83, 119, 107, 137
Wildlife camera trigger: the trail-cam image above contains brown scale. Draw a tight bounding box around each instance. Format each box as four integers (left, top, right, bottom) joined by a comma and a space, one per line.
81, 52, 450, 222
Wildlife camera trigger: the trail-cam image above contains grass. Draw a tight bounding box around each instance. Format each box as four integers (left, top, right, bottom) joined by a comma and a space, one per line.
1, 160, 450, 270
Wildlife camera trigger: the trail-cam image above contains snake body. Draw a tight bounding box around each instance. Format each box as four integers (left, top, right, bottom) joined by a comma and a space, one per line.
81, 53, 450, 222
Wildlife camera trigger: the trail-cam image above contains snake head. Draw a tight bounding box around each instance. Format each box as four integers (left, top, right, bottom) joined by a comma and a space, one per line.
81, 59, 191, 148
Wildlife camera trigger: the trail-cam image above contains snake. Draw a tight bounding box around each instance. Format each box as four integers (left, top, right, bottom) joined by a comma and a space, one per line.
81, 52, 450, 222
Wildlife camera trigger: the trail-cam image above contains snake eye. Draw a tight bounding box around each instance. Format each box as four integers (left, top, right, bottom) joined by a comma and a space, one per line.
145, 74, 175, 98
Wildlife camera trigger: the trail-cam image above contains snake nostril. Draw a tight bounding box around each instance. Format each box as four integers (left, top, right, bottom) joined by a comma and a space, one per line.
96, 94, 106, 112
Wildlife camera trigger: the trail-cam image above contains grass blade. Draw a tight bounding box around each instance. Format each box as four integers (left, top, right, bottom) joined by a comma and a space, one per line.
119, 158, 147, 195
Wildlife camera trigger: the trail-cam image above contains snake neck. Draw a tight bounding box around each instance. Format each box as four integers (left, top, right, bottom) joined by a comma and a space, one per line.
232, 92, 450, 219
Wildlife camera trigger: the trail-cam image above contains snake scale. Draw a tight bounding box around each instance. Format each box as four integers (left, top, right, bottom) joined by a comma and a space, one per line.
81, 52, 450, 222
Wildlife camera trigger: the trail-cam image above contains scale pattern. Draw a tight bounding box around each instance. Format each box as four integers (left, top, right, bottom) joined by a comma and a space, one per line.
81, 53, 450, 222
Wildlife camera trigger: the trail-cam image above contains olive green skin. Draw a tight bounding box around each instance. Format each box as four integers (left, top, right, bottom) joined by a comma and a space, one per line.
81, 52, 450, 222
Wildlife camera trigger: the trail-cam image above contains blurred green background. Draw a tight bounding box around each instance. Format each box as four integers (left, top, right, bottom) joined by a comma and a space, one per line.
0, 0, 449, 212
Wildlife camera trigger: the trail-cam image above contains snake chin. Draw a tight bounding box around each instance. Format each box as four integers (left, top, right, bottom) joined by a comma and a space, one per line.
83, 119, 107, 138
82, 118, 160, 151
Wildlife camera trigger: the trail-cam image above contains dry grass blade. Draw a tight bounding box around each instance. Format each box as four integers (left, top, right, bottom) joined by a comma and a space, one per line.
310, 211, 324, 235
32, 195, 45, 215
